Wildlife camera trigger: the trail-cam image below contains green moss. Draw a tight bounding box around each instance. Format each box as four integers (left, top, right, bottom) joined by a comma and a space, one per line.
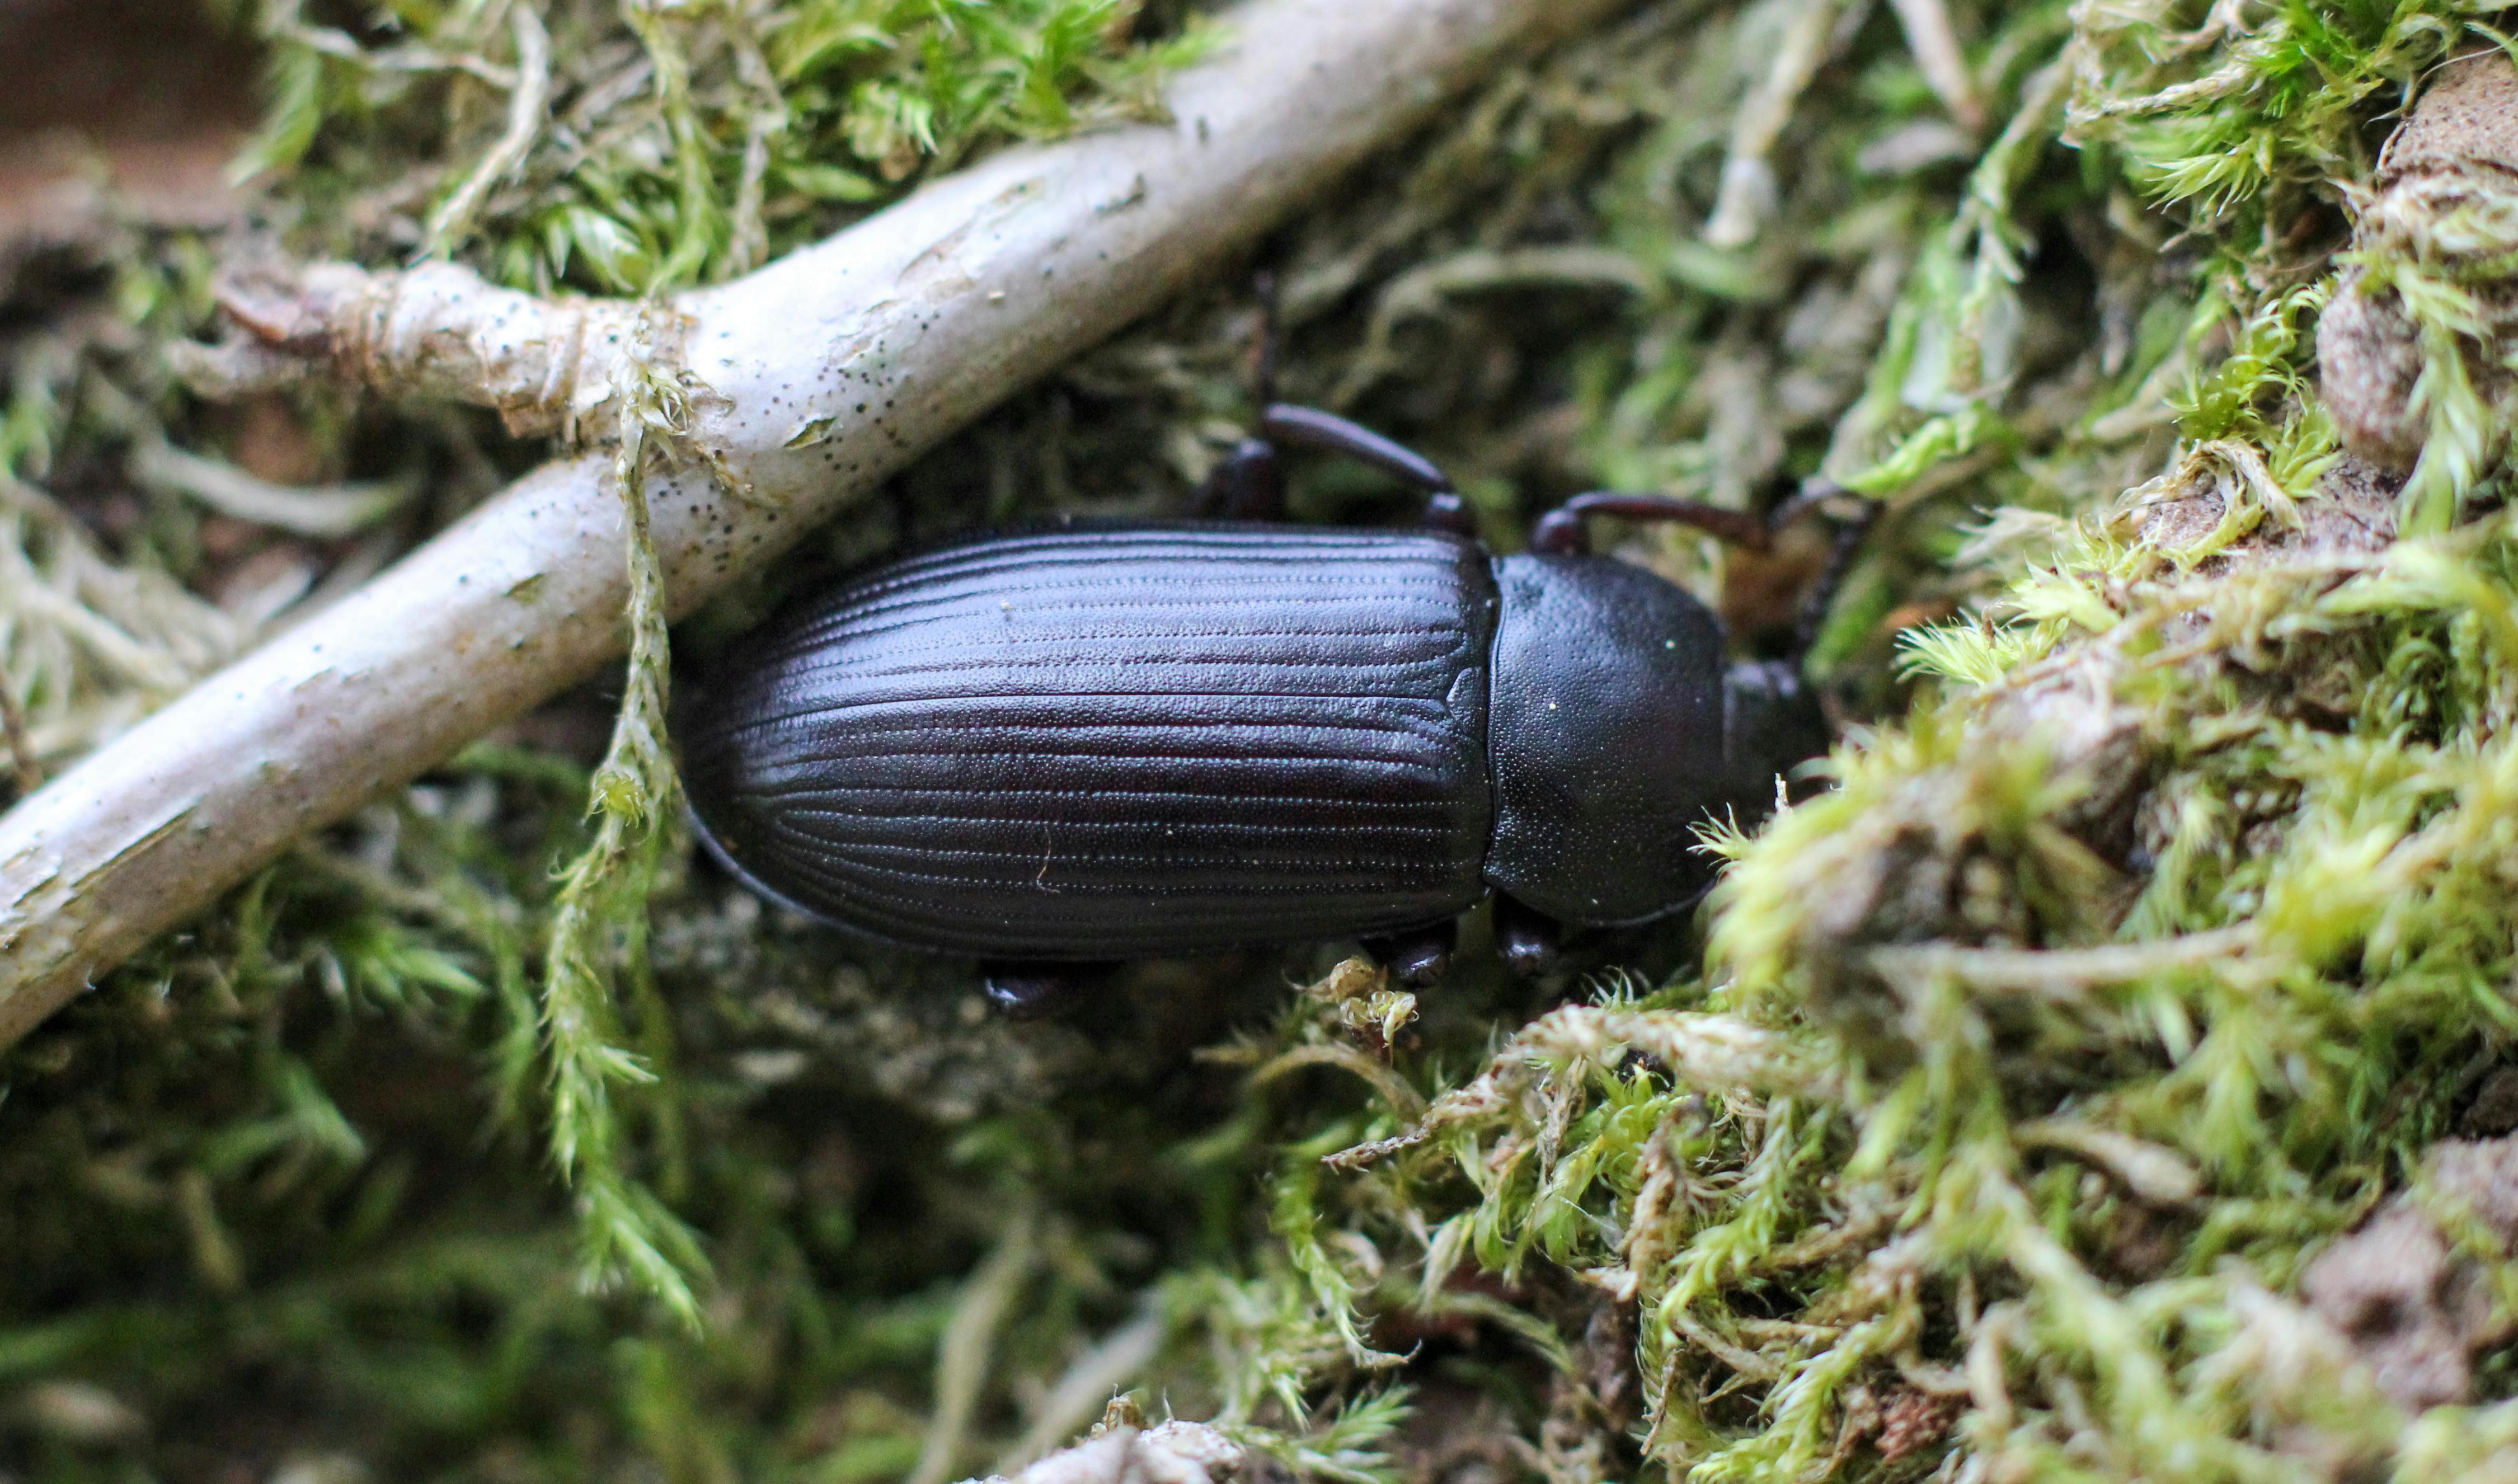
1274, 6, 2518, 1481
242, 0, 1213, 293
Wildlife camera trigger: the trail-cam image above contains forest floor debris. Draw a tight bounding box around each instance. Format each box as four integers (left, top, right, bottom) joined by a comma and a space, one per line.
10, 1, 2518, 1482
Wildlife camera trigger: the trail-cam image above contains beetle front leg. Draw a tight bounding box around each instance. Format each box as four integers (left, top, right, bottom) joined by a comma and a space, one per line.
1529, 481, 1879, 664
1528, 491, 1772, 556
1360, 918, 1458, 987
1196, 271, 1294, 525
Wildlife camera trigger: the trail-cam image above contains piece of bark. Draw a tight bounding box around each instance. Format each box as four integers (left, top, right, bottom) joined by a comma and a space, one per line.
1769, 449, 2397, 1026
2319, 51, 2518, 471
0, 0, 1632, 1048
964, 1422, 1242, 1484
2299, 1134, 2518, 1412
0, 0, 253, 283
2371, 51, 2518, 186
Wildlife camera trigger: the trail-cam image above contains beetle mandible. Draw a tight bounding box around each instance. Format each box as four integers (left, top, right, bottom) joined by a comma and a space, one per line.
673, 289, 1871, 1013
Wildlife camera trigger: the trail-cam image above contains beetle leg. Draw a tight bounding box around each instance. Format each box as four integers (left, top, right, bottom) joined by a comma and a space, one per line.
1257, 405, 1450, 493
1491, 895, 1563, 979
1197, 271, 1294, 523
1254, 403, 1476, 536
1361, 918, 1457, 987
1529, 481, 1880, 663
1217, 276, 1472, 532
980, 962, 1100, 1020
1251, 269, 1283, 407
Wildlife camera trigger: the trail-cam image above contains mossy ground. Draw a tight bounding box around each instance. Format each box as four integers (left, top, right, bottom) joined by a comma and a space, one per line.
5, 0, 2518, 1480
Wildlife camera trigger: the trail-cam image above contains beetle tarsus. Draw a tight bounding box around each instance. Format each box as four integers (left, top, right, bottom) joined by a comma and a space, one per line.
1196, 436, 1287, 519
1420, 488, 1476, 536
1763, 477, 1845, 536
1492, 895, 1563, 978
981, 963, 1096, 1020
1362, 920, 1457, 987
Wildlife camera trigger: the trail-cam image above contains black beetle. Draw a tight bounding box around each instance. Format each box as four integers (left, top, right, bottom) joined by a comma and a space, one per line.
675, 303, 1867, 1013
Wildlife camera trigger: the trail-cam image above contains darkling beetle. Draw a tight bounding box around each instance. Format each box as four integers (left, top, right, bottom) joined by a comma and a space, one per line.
674, 284, 1872, 1015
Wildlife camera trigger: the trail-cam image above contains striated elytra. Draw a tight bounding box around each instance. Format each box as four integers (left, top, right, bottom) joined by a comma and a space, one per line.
675, 521, 1838, 1004
674, 326, 1856, 1010
678, 527, 1507, 961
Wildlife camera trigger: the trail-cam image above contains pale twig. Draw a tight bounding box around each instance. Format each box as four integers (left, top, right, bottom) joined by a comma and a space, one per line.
194, 259, 646, 438
0, 658, 37, 799
422, 4, 554, 260
964, 1411, 1241, 1484
0, 0, 1631, 1052
130, 442, 410, 539
994, 1309, 1168, 1475
1705, 0, 1839, 248
1887, 0, 1984, 129
914, 1208, 1041, 1484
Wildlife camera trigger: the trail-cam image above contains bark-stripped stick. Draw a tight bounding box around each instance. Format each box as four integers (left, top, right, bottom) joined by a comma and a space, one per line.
0, 0, 1632, 1045
1886, 0, 1984, 132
